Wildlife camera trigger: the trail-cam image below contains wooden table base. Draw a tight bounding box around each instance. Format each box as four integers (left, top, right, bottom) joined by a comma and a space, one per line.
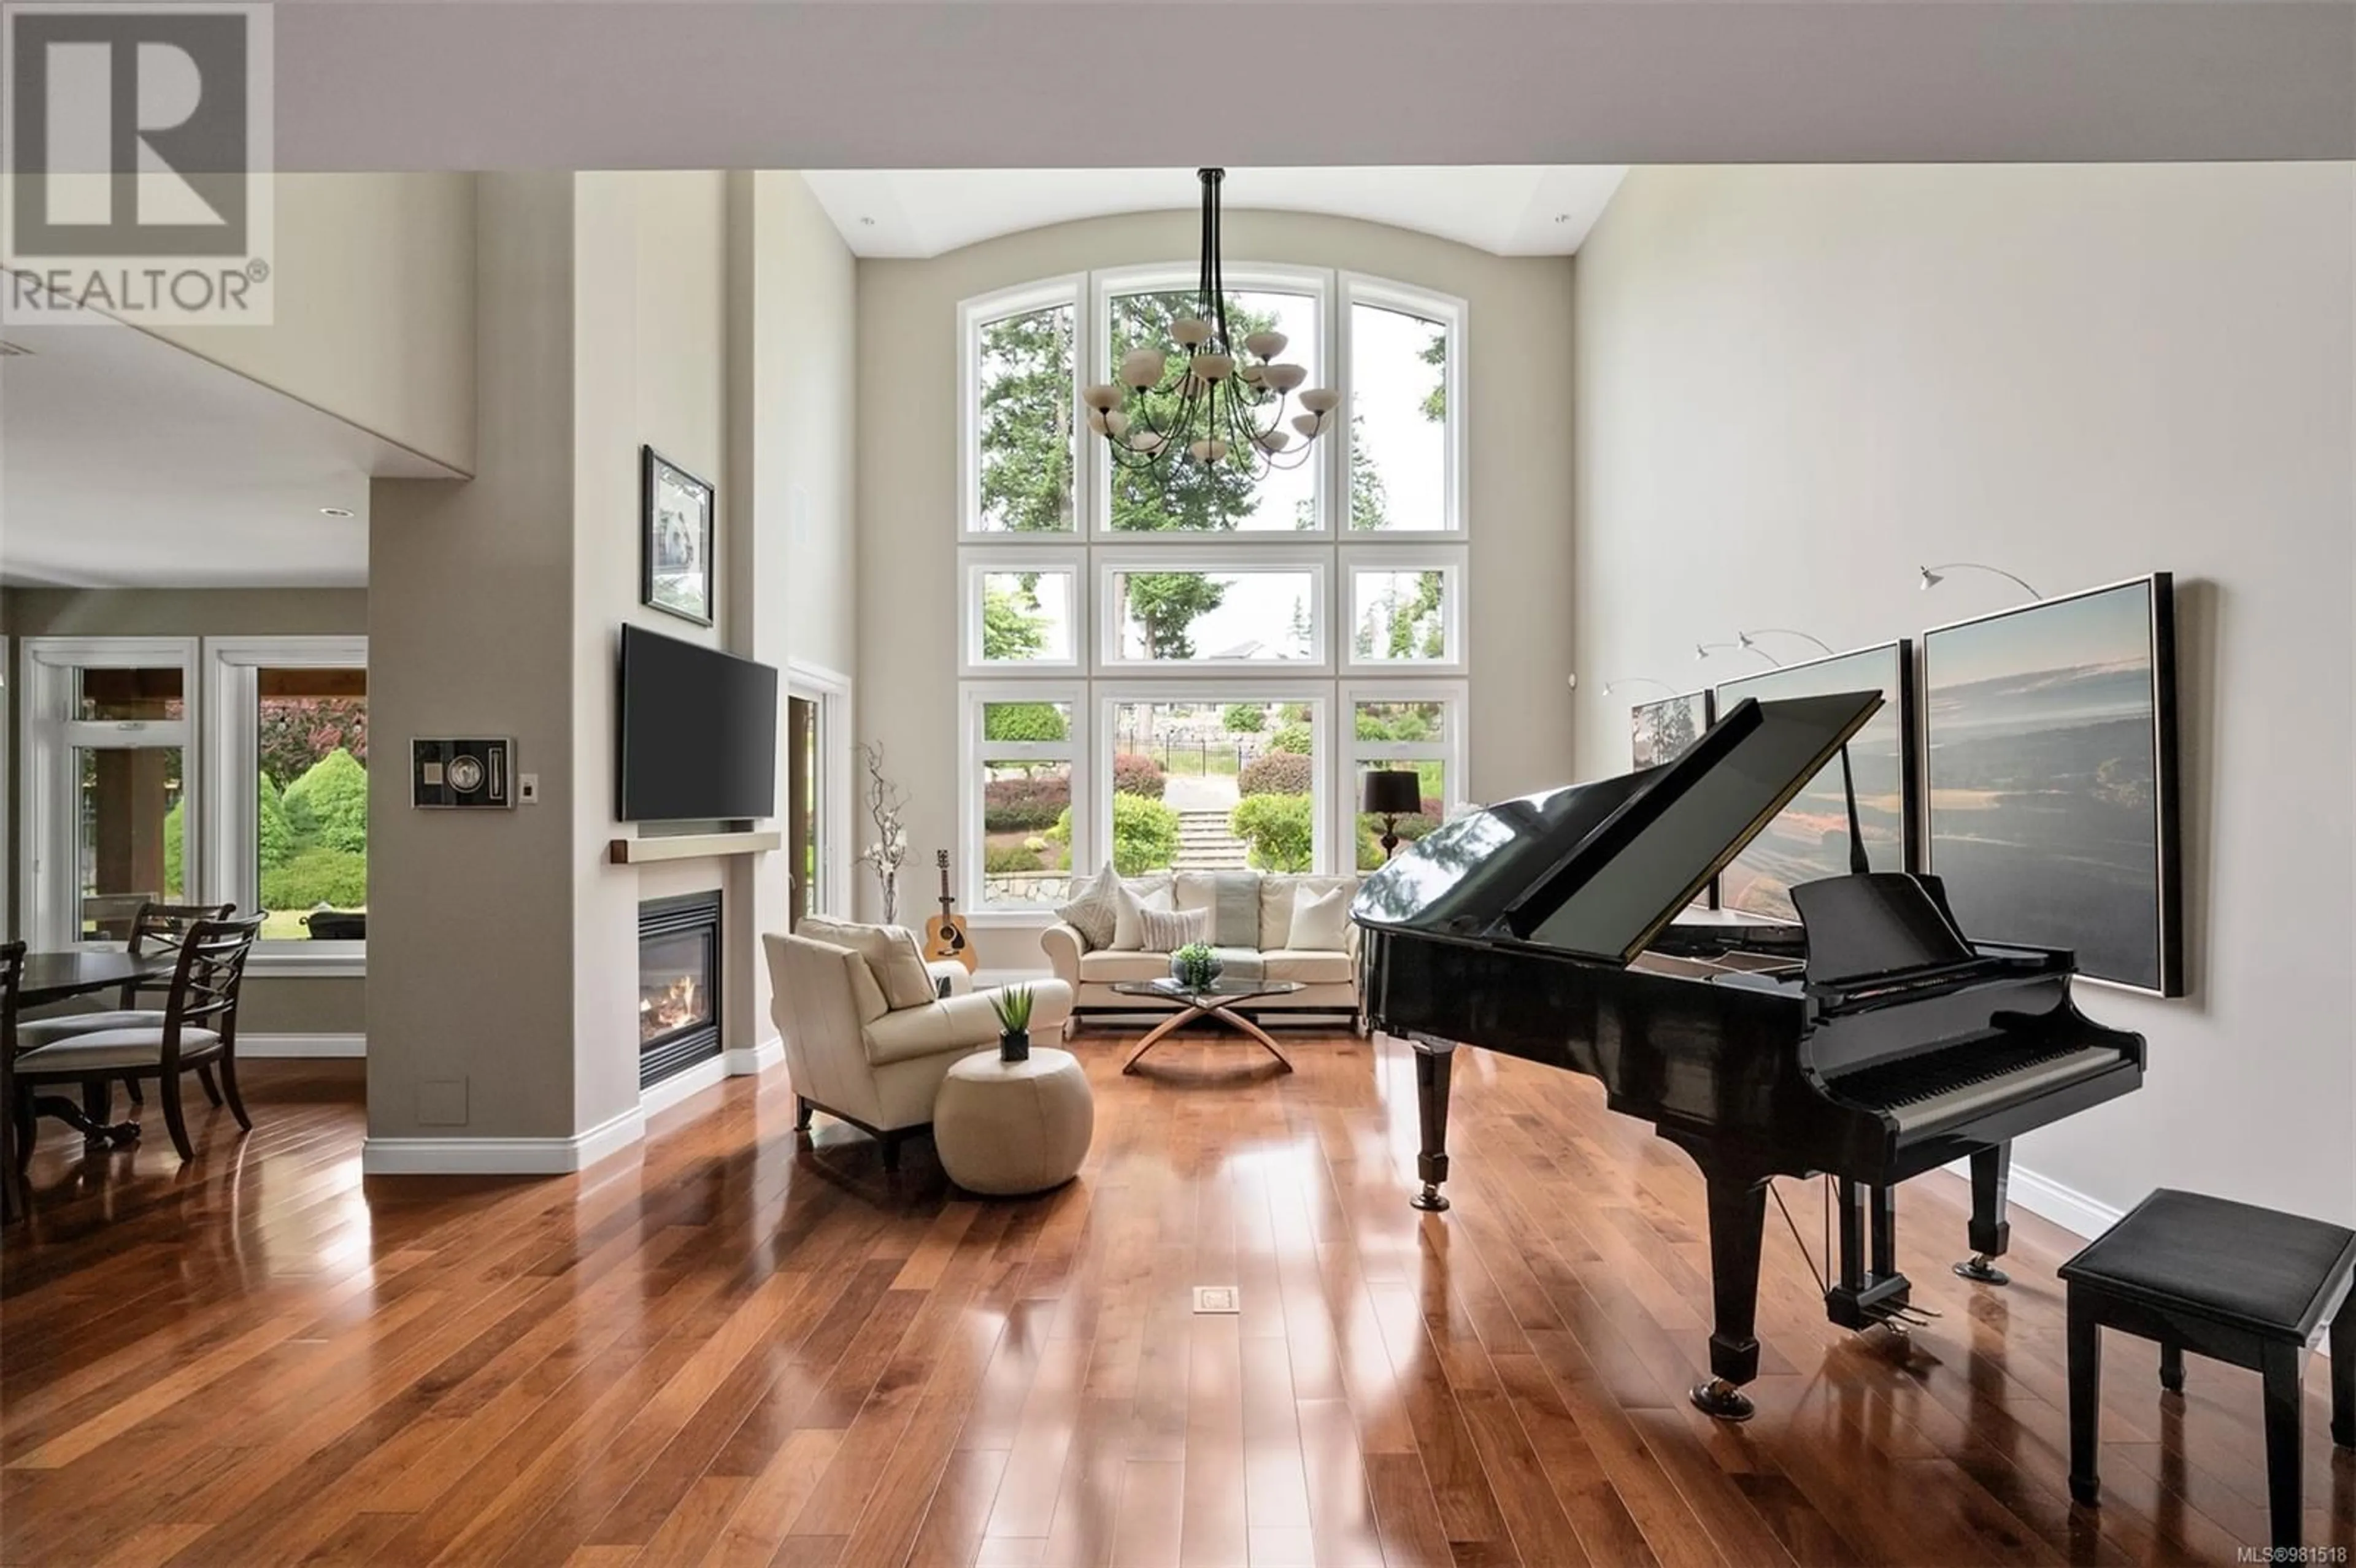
1122, 1002, 1295, 1074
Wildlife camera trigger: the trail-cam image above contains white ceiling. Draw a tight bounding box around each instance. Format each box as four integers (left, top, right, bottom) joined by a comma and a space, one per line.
0, 312, 455, 589
803, 167, 1631, 260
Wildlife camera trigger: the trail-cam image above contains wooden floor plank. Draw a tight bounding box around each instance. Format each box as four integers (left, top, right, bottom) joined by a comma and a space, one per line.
4, 1050, 2346, 1568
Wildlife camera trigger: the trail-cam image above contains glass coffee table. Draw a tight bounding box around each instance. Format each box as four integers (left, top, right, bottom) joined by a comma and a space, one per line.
1109, 977, 1306, 1074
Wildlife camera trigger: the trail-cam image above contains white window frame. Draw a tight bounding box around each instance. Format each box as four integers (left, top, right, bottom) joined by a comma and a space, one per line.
959, 275, 1087, 541
1341, 680, 1468, 872
203, 636, 369, 974
958, 547, 1087, 676
1339, 544, 1470, 675
19, 636, 201, 951
1341, 273, 1469, 537
1090, 261, 1336, 544
1097, 682, 1333, 876
1095, 544, 1333, 675
786, 661, 857, 921
961, 682, 1090, 919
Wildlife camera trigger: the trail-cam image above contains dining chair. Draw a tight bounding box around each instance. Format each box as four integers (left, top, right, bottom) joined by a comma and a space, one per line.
17, 902, 235, 1112
1, 942, 23, 1224
12, 915, 265, 1164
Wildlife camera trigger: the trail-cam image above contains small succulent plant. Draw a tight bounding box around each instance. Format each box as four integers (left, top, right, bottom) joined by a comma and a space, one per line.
991, 985, 1034, 1034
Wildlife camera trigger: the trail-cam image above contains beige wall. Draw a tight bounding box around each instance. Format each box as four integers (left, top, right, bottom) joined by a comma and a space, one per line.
369, 172, 581, 1142
855, 210, 1576, 967
3, 586, 371, 1035
150, 174, 478, 474
1573, 163, 2356, 1226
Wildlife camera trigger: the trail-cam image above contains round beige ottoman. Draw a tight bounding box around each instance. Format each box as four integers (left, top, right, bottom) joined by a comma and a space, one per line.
933, 1047, 1094, 1196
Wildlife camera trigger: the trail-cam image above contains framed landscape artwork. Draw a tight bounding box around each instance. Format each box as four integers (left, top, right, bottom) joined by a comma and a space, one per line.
1630, 690, 1712, 769
1714, 641, 1917, 921
642, 446, 715, 626
1922, 574, 2181, 996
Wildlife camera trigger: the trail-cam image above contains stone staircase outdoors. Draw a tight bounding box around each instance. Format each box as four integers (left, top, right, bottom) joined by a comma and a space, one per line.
1174, 807, 1250, 870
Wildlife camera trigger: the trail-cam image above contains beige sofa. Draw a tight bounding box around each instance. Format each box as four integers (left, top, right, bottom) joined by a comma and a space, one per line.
765, 925, 1072, 1170
1042, 871, 1361, 1028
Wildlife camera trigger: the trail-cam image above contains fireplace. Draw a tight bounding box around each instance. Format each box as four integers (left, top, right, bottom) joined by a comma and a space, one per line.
639, 891, 722, 1089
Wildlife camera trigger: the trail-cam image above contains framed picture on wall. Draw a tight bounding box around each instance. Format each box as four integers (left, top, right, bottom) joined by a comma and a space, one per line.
1713, 640, 1917, 922
1922, 574, 2182, 996
1630, 690, 1712, 769
642, 446, 715, 626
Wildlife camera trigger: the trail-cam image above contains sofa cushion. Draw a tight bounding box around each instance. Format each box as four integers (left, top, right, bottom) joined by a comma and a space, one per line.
1288, 884, 1351, 952
1136, 904, 1210, 953
1173, 871, 1261, 945
1077, 950, 1184, 983
1260, 875, 1360, 951
799, 917, 935, 1010
1111, 879, 1174, 950
1054, 863, 1123, 950
1260, 951, 1355, 985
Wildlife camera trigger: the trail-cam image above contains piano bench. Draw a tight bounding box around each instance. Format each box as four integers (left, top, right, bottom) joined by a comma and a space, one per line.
2057, 1188, 2356, 1551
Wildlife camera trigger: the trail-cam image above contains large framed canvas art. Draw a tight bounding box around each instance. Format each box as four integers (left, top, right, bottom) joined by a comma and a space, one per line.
1714, 641, 1917, 921
1922, 574, 2182, 995
1631, 690, 1712, 769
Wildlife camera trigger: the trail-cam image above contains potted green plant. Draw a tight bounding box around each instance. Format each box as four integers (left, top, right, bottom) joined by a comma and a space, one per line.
991, 985, 1034, 1063
1170, 941, 1222, 990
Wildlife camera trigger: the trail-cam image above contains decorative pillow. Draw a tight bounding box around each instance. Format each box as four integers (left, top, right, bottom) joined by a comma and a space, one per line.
1261, 875, 1358, 950
1054, 863, 1123, 951
1288, 883, 1351, 952
1136, 904, 1211, 954
1111, 880, 1175, 951
1209, 871, 1263, 947
798, 916, 936, 1011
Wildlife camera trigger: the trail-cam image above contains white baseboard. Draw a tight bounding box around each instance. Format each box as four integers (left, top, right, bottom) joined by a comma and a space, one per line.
724, 1034, 782, 1075
360, 1104, 644, 1175
241, 1032, 366, 1058
1942, 1155, 2125, 1241
640, 1055, 730, 1117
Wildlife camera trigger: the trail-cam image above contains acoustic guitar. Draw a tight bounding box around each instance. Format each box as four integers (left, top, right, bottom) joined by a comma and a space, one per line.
923, 850, 976, 971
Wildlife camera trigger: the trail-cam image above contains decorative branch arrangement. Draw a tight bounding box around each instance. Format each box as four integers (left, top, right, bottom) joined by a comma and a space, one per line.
855, 742, 910, 924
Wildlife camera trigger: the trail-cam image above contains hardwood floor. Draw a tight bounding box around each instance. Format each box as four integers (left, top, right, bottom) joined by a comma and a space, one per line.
2, 1038, 2349, 1567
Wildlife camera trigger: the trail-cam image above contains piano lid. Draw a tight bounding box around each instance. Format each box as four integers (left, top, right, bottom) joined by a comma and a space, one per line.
1352, 691, 1883, 965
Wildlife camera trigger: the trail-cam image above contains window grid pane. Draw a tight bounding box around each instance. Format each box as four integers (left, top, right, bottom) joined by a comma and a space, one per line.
1349, 300, 1452, 532
978, 569, 1074, 664
1349, 569, 1450, 662
75, 745, 185, 937
1112, 569, 1317, 663
976, 301, 1077, 534
980, 758, 1073, 906
258, 667, 368, 940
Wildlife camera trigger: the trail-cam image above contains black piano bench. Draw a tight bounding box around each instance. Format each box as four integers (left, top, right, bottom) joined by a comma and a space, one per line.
2057, 1188, 2355, 1551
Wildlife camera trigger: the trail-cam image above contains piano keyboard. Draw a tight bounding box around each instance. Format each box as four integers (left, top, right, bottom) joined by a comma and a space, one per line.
1831, 1040, 2125, 1136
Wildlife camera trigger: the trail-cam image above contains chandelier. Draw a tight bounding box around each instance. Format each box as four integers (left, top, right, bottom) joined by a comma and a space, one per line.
1082, 168, 1339, 477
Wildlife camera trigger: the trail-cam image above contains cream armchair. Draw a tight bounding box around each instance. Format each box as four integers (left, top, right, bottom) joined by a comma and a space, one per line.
764, 929, 1072, 1170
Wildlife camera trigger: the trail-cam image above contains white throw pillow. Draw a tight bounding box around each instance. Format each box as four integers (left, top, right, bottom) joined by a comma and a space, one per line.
1287, 883, 1351, 952
1136, 904, 1210, 954
798, 916, 936, 1011
1054, 863, 1122, 950
1111, 880, 1174, 951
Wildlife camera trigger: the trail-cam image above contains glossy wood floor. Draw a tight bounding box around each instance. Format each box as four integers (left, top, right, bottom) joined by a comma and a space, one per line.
3, 1039, 2350, 1567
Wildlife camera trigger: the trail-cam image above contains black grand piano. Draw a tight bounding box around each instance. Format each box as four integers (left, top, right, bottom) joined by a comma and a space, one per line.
1352, 690, 2144, 1421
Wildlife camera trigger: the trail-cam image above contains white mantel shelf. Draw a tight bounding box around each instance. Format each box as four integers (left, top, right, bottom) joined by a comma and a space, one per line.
608, 830, 781, 865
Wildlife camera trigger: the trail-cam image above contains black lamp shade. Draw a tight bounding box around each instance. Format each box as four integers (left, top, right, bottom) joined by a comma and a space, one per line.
1361, 769, 1423, 817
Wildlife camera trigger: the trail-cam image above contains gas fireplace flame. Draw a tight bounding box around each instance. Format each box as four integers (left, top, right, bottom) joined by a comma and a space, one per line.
639, 972, 707, 1043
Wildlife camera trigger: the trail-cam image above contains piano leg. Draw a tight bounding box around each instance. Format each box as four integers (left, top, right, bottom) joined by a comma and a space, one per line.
1954, 1142, 2014, 1285
1408, 1036, 1455, 1213
1827, 1178, 1915, 1332
1688, 1163, 1769, 1421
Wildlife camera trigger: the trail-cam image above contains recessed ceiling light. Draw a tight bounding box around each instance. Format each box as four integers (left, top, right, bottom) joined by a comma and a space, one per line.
859, 216, 876, 226
1553, 213, 1573, 224
318, 506, 355, 518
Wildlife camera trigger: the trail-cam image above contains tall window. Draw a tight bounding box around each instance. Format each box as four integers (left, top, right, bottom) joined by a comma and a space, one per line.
20, 636, 368, 965
955, 264, 1467, 912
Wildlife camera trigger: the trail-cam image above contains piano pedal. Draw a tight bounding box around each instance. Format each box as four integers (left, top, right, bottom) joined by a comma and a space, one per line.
1688, 1377, 1755, 1423
1952, 1253, 2011, 1286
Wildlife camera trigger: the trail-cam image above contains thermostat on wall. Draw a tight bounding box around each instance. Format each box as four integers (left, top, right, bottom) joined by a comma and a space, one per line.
413, 738, 516, 809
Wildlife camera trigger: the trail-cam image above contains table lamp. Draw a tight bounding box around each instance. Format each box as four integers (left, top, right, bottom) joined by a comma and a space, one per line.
1361, 769, 1423, 861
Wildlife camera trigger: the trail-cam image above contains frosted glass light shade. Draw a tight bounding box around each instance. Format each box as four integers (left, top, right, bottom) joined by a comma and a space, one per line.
1292, 413, 1322, 437
1193, 353, 1234, 382
1083, 383, 1124, 412
1171, 317, 1211, 347
1104, 410, 1130, 437
1255, 429, 1293, 453
1299, 387, 1341, 413
1244, 331, 1288, 359
1262, 363, 1307, 392
1119, 348, 1167, 388
1187, 437, 1229, 463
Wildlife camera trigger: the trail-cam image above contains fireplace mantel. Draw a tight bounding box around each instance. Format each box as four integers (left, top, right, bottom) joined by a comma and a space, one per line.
609, 829, 780, 865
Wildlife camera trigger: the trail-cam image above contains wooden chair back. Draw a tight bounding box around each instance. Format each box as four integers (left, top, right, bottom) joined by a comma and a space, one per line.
123, 902, 234, 1007
160, 916, 264, 1064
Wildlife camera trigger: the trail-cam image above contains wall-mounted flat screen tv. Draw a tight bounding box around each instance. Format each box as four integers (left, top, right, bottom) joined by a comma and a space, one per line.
618, 624, 779, 821
1712, 640, 1917, 921
1922, 574, 2181, 996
